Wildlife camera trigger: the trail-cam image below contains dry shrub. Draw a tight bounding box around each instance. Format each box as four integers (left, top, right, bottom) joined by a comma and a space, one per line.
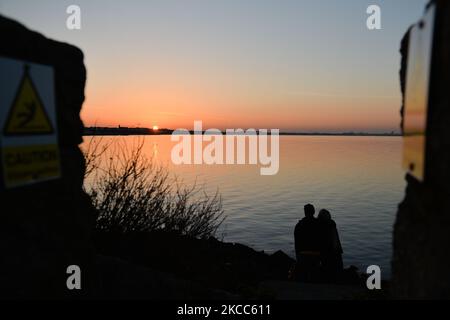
83, 137, 225, 239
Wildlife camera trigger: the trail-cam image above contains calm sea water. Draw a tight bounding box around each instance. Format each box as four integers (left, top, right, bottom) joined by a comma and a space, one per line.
81, 135, 404, 278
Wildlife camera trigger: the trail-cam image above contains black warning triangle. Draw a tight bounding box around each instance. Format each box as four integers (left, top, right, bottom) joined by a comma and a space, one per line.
3, 65, 54, 136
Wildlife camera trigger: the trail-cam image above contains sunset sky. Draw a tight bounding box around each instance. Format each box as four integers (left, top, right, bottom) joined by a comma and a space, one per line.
1, 0, 427, 132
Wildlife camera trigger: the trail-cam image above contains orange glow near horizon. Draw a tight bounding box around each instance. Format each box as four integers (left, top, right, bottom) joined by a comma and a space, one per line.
80, 76, 401, 132
77, 28, 402, 134
1, 0, 427, 134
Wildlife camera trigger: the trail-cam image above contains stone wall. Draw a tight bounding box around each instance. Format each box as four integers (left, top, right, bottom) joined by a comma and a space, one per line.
0, 15, 96, 298
392, 0, 450, 299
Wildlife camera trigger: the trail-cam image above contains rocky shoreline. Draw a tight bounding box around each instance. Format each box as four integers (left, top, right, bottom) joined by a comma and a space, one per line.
93, 231, 377, 299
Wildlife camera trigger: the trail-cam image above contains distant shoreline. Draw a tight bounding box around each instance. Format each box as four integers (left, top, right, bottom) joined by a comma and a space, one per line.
83, 127, 401, 137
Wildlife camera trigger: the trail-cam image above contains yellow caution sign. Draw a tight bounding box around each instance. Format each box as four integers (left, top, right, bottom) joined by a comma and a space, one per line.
2, 145, 60, 188
1, 58, 60, 189
402, 6, 435, 182
3, 66, 54, 136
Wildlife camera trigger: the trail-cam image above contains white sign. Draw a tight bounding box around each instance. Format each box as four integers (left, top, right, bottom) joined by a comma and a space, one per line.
0, 57, 61, 188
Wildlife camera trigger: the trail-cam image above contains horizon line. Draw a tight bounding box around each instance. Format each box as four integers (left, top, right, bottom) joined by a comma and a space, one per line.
83, 126, 401, 136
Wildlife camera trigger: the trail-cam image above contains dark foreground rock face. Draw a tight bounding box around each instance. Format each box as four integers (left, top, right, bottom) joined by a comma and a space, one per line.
393, 0, 450, 299
94, 231, 295, 298
0, 15, 97, 298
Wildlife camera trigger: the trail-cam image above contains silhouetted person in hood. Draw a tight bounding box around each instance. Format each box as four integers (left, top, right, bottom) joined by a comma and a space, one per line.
294, 204, 321, 281
318, 209, 343, 282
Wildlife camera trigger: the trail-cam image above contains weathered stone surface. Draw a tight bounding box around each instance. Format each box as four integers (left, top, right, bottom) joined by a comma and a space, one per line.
94, 231, 296, 296
393, 0, 450, 299
0, 15, 96, 298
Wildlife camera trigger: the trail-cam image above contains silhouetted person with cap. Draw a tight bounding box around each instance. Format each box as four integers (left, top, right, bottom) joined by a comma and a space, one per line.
294, 204, 321, 281
317, 209, 343, 282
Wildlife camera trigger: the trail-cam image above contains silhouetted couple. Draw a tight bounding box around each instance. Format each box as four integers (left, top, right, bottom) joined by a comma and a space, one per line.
294, 204, 343, 282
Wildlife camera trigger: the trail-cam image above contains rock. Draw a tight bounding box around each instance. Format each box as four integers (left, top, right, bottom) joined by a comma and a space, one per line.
393, 0, 450, 299
0, 15, 96, 298
93, 231, 294, 296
